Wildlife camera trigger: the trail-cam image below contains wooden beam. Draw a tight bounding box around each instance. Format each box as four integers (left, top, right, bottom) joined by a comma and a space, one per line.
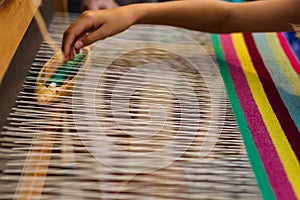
0, 0, 41, 84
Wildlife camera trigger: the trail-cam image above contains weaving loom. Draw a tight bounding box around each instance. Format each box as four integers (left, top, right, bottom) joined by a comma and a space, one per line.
0, 1, 299, 200
0, 11, 261, 199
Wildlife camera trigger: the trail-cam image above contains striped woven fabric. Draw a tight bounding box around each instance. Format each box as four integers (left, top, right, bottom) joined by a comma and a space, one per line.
212, 32, 300, 199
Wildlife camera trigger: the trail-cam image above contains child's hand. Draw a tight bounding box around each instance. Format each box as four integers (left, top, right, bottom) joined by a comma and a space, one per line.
62, 6, 139, 61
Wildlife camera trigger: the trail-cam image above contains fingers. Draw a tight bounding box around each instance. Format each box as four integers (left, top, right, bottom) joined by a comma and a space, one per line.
75, 25, 109, 48
62, 7, 136, 61
62, 31, 74, 61
62, 25, 80, 61
62, 12, 101, 61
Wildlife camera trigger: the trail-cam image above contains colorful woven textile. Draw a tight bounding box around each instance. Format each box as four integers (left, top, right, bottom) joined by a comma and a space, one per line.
212, 32, 300, 199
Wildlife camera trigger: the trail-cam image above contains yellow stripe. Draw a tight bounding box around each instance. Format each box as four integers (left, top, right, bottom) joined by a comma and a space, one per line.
266, 33, 300, 101
232, 33, 300, 198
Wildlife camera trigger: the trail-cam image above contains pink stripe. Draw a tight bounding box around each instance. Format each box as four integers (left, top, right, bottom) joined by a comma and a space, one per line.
219, 34, 296, 199
277, 32, 300, 75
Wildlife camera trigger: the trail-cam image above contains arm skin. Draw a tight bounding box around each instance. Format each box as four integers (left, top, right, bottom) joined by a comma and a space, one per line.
62, 0, 300, 61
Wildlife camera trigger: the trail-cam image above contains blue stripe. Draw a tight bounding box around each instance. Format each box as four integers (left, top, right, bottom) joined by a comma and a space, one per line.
253, 33, 300, 131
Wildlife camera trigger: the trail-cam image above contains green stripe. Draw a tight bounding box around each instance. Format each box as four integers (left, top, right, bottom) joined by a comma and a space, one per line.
211, 34, 275, 200
47, 49, 88, 87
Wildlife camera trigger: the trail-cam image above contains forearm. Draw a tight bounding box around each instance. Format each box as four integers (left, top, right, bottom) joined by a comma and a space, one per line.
132, 0, 232, 33
130, 0, 300, 33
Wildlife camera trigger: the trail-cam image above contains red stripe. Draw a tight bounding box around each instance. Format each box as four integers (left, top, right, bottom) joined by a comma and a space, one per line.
219, 34, 296, 199
277, 33, 300, 75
